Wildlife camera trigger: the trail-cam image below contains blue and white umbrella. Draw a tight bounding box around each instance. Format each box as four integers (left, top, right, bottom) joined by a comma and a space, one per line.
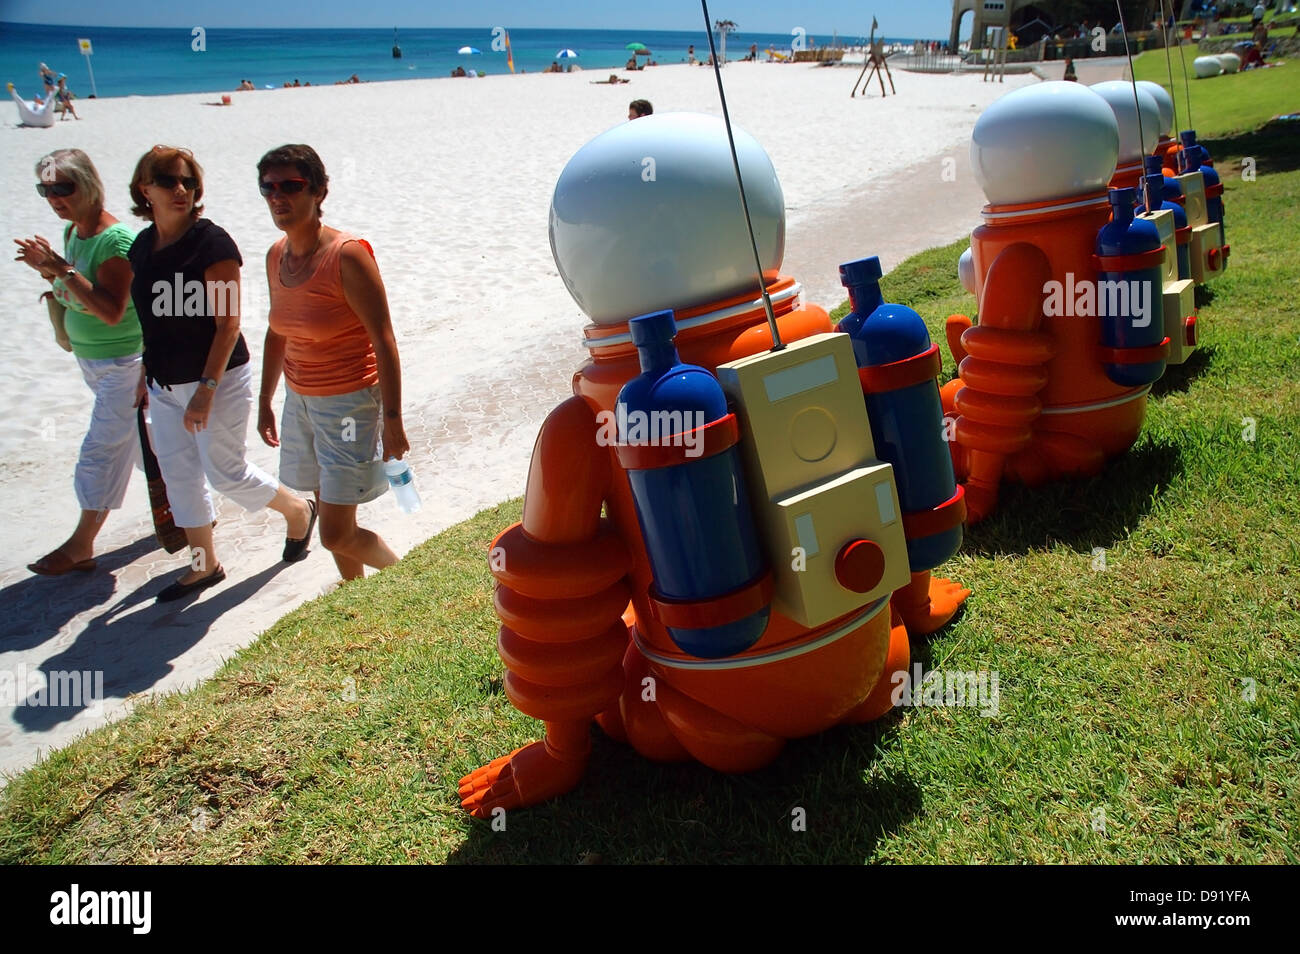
556, 48, 579, 59
458, 46, 481, 55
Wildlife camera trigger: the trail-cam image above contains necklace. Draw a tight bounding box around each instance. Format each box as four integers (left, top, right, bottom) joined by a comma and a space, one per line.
283, 232, 322, 278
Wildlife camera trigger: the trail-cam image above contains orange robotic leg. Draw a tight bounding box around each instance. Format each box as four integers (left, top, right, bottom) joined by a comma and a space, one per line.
459, 396, 631, 818
598, 640, 693, 762
605, 637, 786, 770
1004, 427, 1106, 486
651, 674, 786, 773
951, 243, 1055, 523
894, 570, 972, 636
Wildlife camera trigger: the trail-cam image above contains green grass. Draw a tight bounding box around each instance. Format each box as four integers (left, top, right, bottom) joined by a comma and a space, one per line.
1132, 44, 1299, 137
2, 91, 1298, 865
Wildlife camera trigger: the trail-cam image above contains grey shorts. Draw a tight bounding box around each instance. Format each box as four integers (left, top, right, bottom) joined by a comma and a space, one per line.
279, 385, 387, 506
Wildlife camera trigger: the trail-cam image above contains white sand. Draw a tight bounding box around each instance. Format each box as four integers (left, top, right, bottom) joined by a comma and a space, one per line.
0, 61, 1035, 780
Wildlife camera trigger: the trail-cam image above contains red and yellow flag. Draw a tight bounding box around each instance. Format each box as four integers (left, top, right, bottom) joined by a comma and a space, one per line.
505, 30, 515, 73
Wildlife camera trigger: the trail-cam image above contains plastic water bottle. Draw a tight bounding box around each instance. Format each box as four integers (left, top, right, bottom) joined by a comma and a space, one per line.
384, 459, 422, 513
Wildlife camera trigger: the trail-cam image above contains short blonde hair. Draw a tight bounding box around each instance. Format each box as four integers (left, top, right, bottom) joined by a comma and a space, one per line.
36, 148, 105, 214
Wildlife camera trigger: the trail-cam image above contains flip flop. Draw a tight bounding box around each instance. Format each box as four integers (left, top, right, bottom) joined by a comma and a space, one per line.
283, 499, 318, 563
28, 549, 97, 576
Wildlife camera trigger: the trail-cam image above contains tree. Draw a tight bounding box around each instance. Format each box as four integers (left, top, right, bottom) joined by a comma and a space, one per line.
715, 19, 737, 65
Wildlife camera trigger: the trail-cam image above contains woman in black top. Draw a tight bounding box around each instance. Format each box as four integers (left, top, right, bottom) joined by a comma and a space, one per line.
127, 145, 316, 602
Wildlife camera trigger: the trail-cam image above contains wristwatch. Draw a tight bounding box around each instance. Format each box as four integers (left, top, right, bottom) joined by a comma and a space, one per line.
63, 266, 77, 280
199, 376, 219, 391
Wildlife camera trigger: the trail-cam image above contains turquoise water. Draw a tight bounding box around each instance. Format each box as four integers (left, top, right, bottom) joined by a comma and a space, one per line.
0, 23, 920, 99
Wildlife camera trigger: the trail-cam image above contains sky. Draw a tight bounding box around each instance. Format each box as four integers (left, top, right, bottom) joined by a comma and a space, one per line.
0, 0, 960, 38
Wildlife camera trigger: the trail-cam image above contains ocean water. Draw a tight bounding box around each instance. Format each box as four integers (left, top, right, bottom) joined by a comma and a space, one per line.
0, 23, 919, 99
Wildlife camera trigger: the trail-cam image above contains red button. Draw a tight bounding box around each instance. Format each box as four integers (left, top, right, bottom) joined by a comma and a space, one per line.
835, 539, 886, 594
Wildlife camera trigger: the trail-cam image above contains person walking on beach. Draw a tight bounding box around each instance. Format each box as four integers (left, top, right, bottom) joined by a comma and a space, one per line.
13, 149, 144, 576
255, 144, 408, 582
126, 145, 316, 602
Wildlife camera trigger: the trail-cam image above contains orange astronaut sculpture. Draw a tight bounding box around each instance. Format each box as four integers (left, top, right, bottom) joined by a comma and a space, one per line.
944, 81, 1174, 525
458, 113, 969, 817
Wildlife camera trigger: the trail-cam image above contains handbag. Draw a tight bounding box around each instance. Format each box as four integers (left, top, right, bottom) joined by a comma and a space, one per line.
43, 291, 73, 352
137, 405, 189, 553
43, 222, 75, 352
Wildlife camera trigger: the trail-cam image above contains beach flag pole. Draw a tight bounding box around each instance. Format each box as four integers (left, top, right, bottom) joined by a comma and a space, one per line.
700, 0, 783, 351
77, 38, 98, 98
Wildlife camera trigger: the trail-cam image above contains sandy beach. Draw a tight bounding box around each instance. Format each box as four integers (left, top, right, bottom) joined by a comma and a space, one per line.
0, 59, 1044, 780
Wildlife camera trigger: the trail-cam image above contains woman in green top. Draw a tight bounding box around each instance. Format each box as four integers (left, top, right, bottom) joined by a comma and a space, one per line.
14, 148, 145, 575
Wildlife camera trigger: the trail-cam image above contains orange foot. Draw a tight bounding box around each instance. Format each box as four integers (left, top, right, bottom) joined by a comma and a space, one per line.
895, 571, 971, 636
458, 740, 588, 819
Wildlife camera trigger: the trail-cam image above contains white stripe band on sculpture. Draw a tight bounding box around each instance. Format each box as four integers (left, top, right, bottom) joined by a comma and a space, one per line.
1039, 384, 1152, 415
981, 194, 1109, 222
632, 594, 891, 671
583, 282, 803, 348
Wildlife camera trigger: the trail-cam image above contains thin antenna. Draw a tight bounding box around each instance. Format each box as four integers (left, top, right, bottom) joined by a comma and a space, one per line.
1116, 0, 1147, 164
1170, 0, 1193, 129
1159, 0, 1179, 133
701, 0, 783, 350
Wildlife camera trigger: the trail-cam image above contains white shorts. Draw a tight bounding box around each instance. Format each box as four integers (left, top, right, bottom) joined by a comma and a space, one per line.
147, 362, 279, 528
74, 353, 143, 511
278, 385, 387, 506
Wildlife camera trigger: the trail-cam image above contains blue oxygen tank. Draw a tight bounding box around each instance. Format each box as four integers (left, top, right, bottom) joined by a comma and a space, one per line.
1095, 188, 1168, 387
1189, 142, 1226, 257
616, 310, 770, 659
1143, 155, 1191, 282
1179, 129, 1214, 168
1181, 133, 1224, 234
836, 257, 963, 574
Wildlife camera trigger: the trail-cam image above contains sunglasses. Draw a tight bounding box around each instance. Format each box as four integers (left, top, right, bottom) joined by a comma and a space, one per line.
36, 182, 76, 198
152, 173, 200, 192
259, 178, 309, 196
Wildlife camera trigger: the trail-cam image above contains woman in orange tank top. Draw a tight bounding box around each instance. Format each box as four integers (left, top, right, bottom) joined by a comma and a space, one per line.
254, 144, 408, 581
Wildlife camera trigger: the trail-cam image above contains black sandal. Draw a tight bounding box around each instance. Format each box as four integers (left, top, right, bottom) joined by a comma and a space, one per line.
157, 566, 226, 603
283, 499, 318, 563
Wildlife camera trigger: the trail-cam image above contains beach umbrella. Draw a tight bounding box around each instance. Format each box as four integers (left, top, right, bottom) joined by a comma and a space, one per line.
556, 49, 578, 59
458, 46, 481, 55
625, 42, 648, 51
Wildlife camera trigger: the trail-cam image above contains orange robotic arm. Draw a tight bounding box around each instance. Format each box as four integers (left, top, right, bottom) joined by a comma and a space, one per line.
950, 243, 1055, 524
459, 395, 632, 818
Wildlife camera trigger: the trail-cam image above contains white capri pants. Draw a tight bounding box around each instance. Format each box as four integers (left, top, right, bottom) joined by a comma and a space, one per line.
146, 361, 279, 528
75, 353, 144, 511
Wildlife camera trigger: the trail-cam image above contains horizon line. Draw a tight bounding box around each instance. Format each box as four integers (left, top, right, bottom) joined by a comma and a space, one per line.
0, 19, 916, 39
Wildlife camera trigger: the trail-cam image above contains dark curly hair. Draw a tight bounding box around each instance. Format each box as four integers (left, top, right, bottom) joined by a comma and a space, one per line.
257, 144, 329, 216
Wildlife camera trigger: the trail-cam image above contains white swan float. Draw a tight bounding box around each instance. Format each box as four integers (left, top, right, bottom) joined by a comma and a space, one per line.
7, 82, 56, 127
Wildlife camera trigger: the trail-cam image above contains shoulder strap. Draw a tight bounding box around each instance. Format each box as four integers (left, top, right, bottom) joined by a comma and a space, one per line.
334, 231, 375, 260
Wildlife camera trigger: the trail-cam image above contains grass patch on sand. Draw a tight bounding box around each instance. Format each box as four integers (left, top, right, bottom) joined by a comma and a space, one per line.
1, 94, 1297, 865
